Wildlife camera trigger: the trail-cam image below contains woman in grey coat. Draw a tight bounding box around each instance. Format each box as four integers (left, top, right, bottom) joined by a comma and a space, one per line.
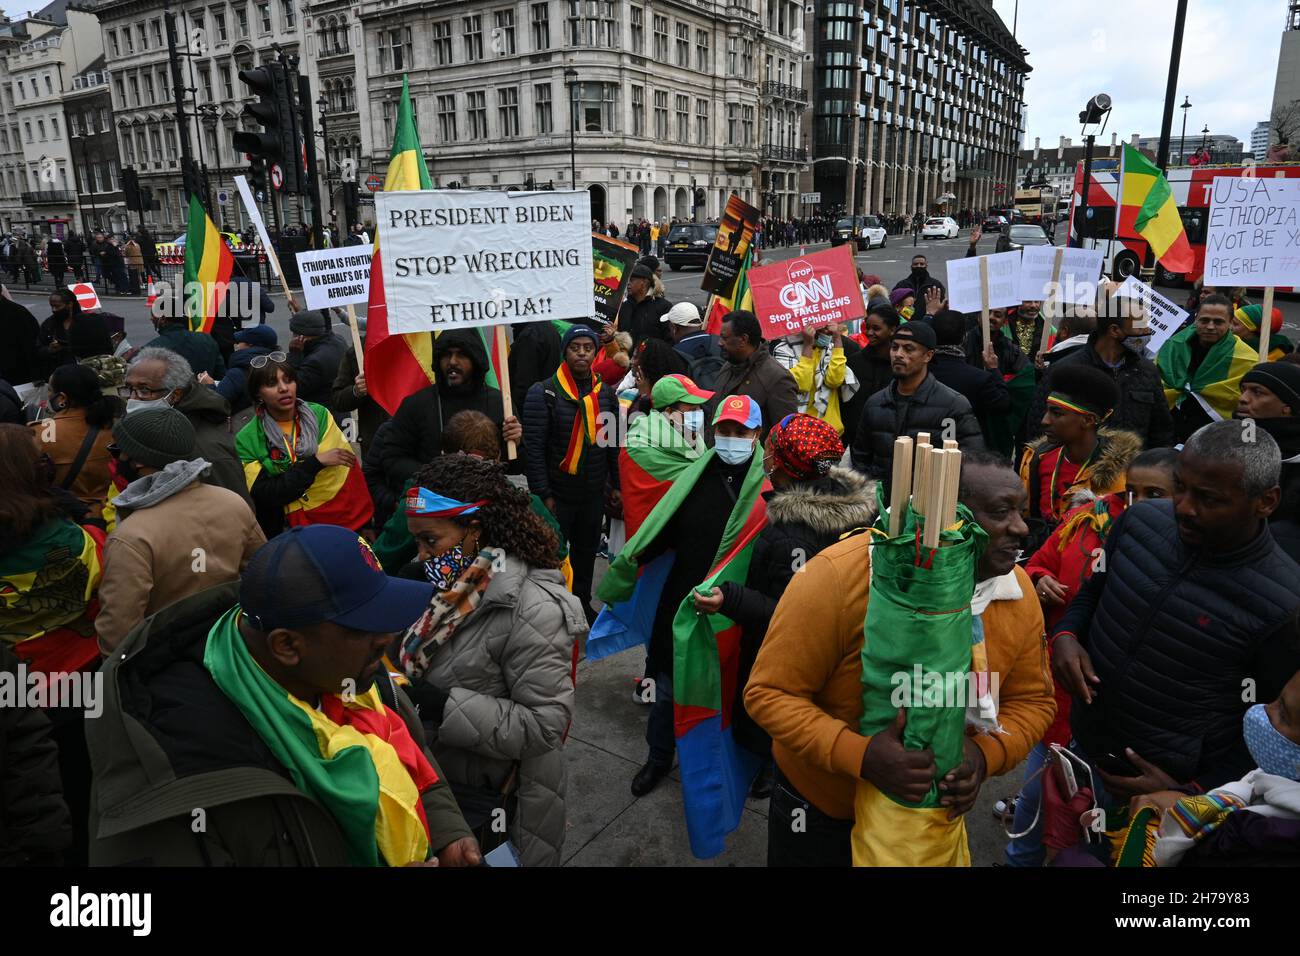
397, 453, 586, 866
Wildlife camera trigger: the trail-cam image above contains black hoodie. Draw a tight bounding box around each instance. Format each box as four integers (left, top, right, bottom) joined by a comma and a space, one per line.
1255, 415, 1300, 524
378, 328, 505, 493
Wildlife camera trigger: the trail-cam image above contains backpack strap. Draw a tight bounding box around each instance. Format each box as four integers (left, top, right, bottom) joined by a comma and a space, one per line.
60, 425, 102, 490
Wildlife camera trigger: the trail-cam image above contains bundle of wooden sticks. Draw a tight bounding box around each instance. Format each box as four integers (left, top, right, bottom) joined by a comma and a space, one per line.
886, 432, 962, 546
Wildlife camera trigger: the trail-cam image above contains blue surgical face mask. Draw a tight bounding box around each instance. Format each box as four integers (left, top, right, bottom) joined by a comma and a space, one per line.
715, 435, 754, 465
816, 334, 833, 350
1243, 704, 1300, 780
681, 409, 704, 433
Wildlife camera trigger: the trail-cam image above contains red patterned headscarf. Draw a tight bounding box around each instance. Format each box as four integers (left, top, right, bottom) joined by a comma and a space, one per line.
766, 413, 844, 481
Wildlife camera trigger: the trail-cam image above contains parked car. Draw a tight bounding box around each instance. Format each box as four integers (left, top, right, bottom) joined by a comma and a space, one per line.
982, 215, 1009, 232
663, 222, 720, 270
832, 215, 887, 251
921, 216, 960, 239
996, 224, 1053, 253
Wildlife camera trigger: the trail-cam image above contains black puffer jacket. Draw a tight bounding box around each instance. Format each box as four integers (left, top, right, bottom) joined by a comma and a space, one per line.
618, 294, 672, 350
1055, 501, 1300, 790
291, 333, 348, 407
849, 371, 985, 492
521, 366, 621, 501
842, 345, 893, 448
1255, 416, 1300, 525
380, 329, 506, 494
718, 467, 878, 756
0, 643, 70, 865
1027, 341, 1175, 449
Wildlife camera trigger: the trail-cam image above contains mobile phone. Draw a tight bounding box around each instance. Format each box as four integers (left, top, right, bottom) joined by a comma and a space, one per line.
1098, 751, 1141, 777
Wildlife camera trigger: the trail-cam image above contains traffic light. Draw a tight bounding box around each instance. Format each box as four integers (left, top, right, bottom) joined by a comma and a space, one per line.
247, 156, 268, 202
181, 158, 208, 206
122, 166, 141, 211
343, 180, 359, 227
694, 187, 706, 209
232, 63, 301, 194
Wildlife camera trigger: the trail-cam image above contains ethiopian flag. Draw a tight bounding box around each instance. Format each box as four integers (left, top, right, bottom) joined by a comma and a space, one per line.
594, 446, 768, 857
235, 402, 374, 530
704, 247, 754, 335
1120, 143, 1193, 274
1156, 325, 1259, 421
365, 76, 437, 416
183, 194, 234, 334
205, 606, 438, 866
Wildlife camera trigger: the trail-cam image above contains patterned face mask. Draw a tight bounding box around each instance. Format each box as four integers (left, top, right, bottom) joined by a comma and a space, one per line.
423, 541, 476, 592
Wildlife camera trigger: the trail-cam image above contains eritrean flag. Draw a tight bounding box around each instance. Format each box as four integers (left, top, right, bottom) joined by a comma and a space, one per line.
235, 402, 374, 530
365, 76, 437, 416
183, 193, 234, 334
594, 446, 768, 857
1156, 325, 1259, 421
620, 409, 706, 537
204, 605, 438, 866
1119, 143, 1193, 274
704, 247, 754, 335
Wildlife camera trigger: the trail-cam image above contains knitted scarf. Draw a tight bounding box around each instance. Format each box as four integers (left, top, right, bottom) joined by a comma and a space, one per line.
257, 399, 321, 468
554, 363, 603, 474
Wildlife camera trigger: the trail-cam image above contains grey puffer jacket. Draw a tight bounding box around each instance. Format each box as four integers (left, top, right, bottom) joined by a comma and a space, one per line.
413, 554, 587, 867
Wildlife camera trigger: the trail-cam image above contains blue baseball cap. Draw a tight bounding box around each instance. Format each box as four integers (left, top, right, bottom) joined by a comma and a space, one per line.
234, 324, 278, 349
239, 525, 433, 634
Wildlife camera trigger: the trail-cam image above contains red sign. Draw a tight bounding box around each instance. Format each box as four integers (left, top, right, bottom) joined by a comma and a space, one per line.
270, 163, 284, 190
747, 244, 865, 337
67, 282, 101, 311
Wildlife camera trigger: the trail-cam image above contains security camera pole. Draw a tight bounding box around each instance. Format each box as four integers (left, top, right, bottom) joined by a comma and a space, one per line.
1072, 93, 1111, 251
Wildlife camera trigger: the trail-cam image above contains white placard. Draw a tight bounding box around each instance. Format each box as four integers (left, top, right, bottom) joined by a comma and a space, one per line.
375, 189, 593, 334
295, 247, 373, 310
946, 250, 1022, 313
1019, 245, 1104, 305
233, 174, 285, 280
1205, 176, 1300, 287
1115, 275, 1189, 357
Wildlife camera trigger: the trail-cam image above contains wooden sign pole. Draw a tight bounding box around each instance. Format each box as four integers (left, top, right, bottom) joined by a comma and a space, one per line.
1258, 287, 1275, 363
889, 436, 913, 537
494, 324, 518, 460
345, 303, 364, 374
979, 256, 991, 358
913, 432, 932, 516
1038, 246, 1065, 360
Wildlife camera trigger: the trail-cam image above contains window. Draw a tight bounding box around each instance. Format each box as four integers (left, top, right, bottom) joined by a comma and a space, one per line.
574, 81, 616, 132
124, 26, 134, 53
143, 74, 155, 104
727, 102, 738, 144
675, 23, 689, 67
432, 20, 452, 64
467, 90, 488, 139
37, 119, 46, 141
566, 1, 617, 46
221, 66, 233, 100
236, 6, 249, 37
742, 105, 755, 145
164, 127, 177, 162
129, 76, 140, 106
381, 100, 395, 143
108, 29, 119, 57
44, 74, 53, 96
675, 93, 689, 142
631, 84, 644, 136
258, 3, 271, 33
199, 67, 212, 103
653, 15, 668, 60
727, 36, 738, 73
534, 83, 552, 134
464, 15, 484, 61
281, 0, 295, 30
214, 11, 227, 41
159, 68, 170, 101
695, 29, 709, 72
436, 94, 457, 141
696, 98, 709, 144
50, 116, 58, 139
653, 90, 668, 139
381, 27, 413, 71
493, 9, 516, 55
23, 121, 31, 143
137, 23, 148, 50
630, 5, 643, 53
531, 4, 550, 50
70, 114, 80, 136
742, 39, 755, 77
498, 87, 519, 137
113, 77, 125, 107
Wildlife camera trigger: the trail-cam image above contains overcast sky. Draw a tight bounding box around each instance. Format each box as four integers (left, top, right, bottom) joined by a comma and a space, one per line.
992, 0, 1286, 148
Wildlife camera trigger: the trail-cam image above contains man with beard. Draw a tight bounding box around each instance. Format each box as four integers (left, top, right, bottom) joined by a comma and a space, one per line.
1052, 421, 1300, 808
893, 252, 944, 299
1236, 361, 1300, 524
86, 524, 480, 866
381, 329, 523, 497
706, 310, 798, 443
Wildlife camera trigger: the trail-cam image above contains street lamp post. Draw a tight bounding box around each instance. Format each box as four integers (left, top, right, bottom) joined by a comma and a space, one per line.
316, 93, 334, 237
1178, 95, 1192, 165
565, 68, 579, 191
1200, 124, 1210, 154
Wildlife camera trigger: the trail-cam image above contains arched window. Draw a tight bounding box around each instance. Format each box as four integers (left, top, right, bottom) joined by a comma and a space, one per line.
337, 15, 349, 53
343, 77, 354, 111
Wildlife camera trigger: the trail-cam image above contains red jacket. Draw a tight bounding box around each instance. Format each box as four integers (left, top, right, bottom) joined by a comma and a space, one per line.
1025, 493, 1126, 746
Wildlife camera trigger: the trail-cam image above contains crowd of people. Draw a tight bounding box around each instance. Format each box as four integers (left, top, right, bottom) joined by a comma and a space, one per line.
1, 216, 1298, 869
0, 228, 163, 295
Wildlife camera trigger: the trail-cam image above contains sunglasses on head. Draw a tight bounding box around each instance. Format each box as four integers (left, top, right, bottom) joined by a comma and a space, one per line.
249, 351, 289, 369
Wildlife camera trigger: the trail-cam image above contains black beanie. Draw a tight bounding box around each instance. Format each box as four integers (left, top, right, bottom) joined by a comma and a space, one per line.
893, 321, 937, 350
113, 407, 196, 468
1242, 362, 1300, 413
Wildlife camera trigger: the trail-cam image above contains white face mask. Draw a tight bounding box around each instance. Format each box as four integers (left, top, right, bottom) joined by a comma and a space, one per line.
681, 409, 704, 433
715, 435, 754, 465
126, 394, 172, 415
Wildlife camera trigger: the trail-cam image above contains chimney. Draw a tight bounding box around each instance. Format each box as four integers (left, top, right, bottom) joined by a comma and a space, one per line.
1058, 135, 1065, 159
1109, 132, 1117, 157
1033, 136, 1040, 160
1063, 137, 1072, 149
1131, 133, 1139, 147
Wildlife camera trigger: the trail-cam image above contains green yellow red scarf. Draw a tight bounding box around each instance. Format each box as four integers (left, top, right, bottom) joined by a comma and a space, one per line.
554, 362, 603, 475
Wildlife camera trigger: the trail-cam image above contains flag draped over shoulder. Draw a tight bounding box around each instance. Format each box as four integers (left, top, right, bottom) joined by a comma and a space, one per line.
1120, 143, 1193, 274
365, 75, 437, 416
183, 194, 234, 334
1156, 326, 1259, 421
621, 411, 706, 537
704, 248, 754, 335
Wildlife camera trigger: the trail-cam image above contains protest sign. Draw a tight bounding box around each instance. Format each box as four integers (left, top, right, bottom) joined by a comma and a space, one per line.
374, 189, 593, 334
592, 233, 639, 325
946, 251, 1022, 314
1205, 176, 1300, 287
1019, 245, 1104, 305
747, 244, 866, 337
702, 193, 761, 297
1116, 275, 1188, 357
296, 247, 373, 311
234, 175, 290, 299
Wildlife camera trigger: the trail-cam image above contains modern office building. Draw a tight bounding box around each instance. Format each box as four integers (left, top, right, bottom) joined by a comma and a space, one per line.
804, 0, 1029, 218
1252, 120, 1273, 161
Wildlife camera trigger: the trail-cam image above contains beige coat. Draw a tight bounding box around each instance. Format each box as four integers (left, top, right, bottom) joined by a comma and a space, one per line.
95, 481, 264, 652
29, 410, 114, 520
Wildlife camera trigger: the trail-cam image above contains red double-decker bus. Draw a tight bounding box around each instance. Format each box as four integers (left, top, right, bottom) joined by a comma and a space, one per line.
1067, 159, 1300, 289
